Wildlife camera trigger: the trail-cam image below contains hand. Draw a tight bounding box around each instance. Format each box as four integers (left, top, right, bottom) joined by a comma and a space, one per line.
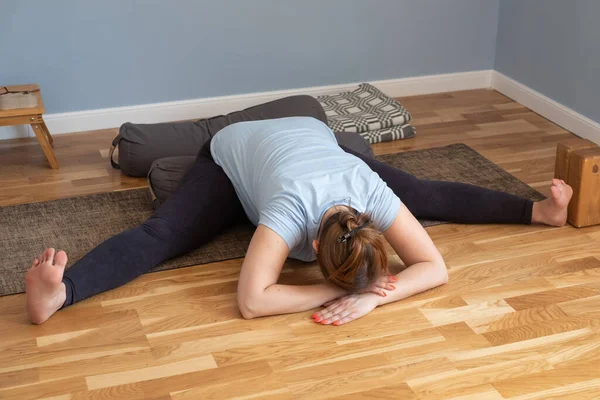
360, 274, 398, 297
312, 293, 379, 326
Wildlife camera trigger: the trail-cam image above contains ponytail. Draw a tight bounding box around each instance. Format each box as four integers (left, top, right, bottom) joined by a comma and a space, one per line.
317, 207, 388, 291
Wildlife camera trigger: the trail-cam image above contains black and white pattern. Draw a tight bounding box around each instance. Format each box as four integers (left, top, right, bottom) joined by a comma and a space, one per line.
360, 123, 416, 144
317, 83, 416, 144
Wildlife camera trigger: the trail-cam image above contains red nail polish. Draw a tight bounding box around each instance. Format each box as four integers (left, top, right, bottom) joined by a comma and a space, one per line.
389, 275, 398, 282
333, 321, 340, 326
321, 320, 328, 324
383, 292, 387, 297
390, 285, 396, 290
312, 313, 318, 319
314, 317, 322, 322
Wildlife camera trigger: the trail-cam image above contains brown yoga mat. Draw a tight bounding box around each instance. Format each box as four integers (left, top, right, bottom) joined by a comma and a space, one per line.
0, 144, 544, 296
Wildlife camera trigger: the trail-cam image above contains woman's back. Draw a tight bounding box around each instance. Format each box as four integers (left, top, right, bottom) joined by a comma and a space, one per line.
210, 117, 400, 261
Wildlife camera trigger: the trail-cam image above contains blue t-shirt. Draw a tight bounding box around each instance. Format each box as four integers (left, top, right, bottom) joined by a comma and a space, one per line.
211, 117, 401, 262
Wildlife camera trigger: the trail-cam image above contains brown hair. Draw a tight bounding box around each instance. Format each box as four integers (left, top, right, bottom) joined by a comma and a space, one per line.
316, 207, 388, 292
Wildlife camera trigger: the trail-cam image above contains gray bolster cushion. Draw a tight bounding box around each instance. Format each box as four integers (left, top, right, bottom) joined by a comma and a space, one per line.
113, 95, 329, 177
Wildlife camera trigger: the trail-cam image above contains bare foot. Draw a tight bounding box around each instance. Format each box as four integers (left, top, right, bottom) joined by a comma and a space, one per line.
25, 248, 68, 324
532, 179, 573, 226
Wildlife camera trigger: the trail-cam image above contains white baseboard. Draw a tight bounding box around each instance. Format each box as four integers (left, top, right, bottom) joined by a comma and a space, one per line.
4, 69, 598, 146
492, 71, 600, 145
0, 125, 32, 140
0, 70, 493, 140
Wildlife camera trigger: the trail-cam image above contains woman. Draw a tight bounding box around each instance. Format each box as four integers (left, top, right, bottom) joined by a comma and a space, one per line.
25, 117, 572, 325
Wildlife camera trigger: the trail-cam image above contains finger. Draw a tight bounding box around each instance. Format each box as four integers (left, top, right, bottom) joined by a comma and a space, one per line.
370, 288, 387, 297
315, 298, 353, 323
327, 301, 351, 318
333, 312, 361, 326
329, 307, 354, 324
313, 305, 337, 322
321, 309, 348, 325
318, 303, 346, 322
315, 311, 332, 322
313, 300, 342, 320
379, 275, 397, 284
312, 311, 324, 321
375, 283, 396, 291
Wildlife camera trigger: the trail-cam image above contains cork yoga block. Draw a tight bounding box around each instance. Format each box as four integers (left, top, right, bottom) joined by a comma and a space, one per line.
555, 138, 598, 181
567, 147, 600, 228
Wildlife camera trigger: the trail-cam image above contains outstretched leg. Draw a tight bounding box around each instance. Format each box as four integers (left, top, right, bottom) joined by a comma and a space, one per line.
340, 146, 572, 226
25, 141, 246, 323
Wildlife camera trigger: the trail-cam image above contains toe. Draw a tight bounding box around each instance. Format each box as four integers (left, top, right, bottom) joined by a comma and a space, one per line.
550, 185, 562, 199
40, 248, 53, 263
552, 178, 561, 186
32, 258, 40, 267
44, 248, 56, 264
54, 251, 68, 268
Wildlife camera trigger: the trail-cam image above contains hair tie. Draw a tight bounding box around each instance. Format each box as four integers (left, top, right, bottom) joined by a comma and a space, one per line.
337, 220, 371, 243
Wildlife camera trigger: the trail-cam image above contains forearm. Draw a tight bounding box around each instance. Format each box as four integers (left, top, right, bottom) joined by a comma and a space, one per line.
240, 283, 346, 318
377, 261, 448, 306
380, 205, 448, 307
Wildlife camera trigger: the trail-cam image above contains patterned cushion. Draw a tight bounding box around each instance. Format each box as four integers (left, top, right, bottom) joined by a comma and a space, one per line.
317, 83, 416, 144
360, 124, 416, 144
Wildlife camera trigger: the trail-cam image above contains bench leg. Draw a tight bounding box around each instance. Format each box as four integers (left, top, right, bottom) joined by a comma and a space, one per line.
40, 119, 54, 146
31, 122, 59, 169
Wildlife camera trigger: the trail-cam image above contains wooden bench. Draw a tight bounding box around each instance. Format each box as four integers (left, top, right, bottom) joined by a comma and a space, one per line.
0, 84, 58, 169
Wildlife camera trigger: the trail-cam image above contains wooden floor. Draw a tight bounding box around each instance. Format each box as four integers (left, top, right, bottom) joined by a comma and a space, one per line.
1, 89, 599, 400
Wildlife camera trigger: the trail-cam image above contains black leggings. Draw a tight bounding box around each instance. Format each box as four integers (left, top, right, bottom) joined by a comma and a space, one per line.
61, 140, 533, 306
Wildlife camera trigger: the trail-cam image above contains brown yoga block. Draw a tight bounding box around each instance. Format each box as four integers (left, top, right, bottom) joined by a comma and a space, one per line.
567, 147, 600, 227
555, 138, 598, 181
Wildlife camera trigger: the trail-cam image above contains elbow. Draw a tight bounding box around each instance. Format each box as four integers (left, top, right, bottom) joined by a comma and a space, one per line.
440, 270, 449, 285
437, 261, 449, 285
238, 295, 261, 320
239, 307, 255, 320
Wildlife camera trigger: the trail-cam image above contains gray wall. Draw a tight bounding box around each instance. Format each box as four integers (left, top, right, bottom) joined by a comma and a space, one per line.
0, 0, 500, 114
495, 0, 600, 124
